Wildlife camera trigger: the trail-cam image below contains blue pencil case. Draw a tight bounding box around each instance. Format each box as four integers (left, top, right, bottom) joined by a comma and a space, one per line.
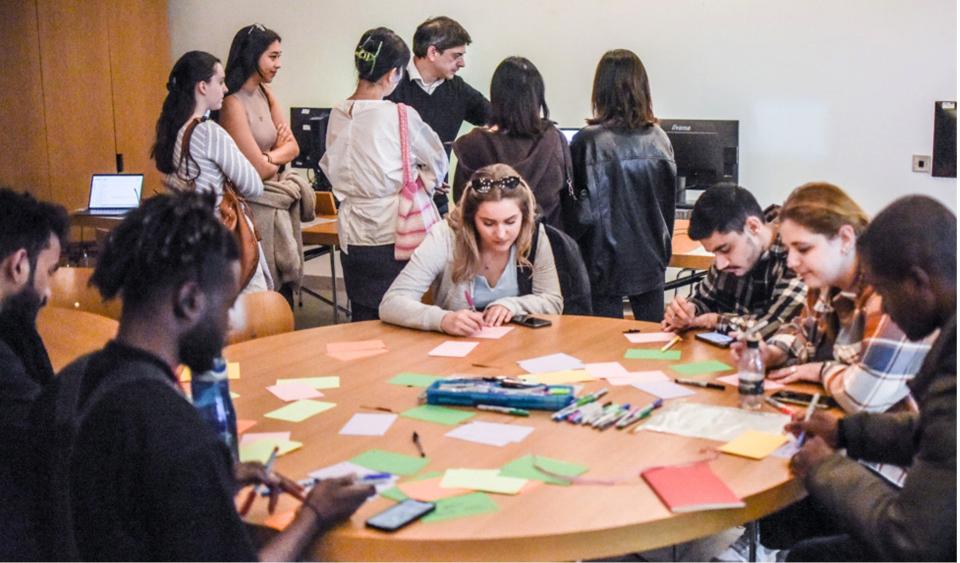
424, 377, 575, 411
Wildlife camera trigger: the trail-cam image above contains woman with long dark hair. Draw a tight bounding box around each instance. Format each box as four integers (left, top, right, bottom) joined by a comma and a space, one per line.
571, 49, 676, 321
320, 27, 447, 321
452, 57, 571, 230
150, 50, 272, 293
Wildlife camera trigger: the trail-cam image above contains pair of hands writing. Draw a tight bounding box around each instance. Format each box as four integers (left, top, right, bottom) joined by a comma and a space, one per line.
441, 305, 513, 336
784, 411, 840, 478
661, 295, 718, 332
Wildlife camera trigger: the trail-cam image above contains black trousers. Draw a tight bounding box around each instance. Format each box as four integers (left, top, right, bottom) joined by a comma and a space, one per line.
591, 286, 664, 322
787, 534, 877, 561
340, 244, 407, 322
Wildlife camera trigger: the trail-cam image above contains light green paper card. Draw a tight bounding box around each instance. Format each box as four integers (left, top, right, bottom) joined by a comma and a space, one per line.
422, 492, 499, 523
669, 360, 734, 375
351, 449, 430, 476
275, 376, 340, 389
625, 349, 682, 361
440, 469, 527, 495
378, 487, 409, 502
499, 455, 588, 486
401, 404, 475, 426
264, 400, 336, 422
239, 439, 302, 464
389, 372, 442, 388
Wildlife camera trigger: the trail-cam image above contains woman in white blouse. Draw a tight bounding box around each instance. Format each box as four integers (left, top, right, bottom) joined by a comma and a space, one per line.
151, 50, 272, 293
380, 164, 563, 335
320, 27, 447, 321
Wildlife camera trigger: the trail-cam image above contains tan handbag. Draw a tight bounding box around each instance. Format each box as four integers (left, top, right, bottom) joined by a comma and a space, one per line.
181, 117, 261, 288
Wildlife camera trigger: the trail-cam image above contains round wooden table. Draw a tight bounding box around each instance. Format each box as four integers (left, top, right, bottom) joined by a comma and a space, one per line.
37, 306, 118, 371
224, 316, 802, 561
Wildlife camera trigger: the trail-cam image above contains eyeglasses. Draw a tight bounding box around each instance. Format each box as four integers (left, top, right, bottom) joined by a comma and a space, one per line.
469, 175, 522, 194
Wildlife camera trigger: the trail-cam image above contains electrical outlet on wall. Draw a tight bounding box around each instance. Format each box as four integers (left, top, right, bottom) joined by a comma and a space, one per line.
913, 155, 932, 173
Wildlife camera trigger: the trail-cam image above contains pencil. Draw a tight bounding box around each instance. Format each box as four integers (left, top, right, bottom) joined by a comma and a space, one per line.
660, 334, 681, 352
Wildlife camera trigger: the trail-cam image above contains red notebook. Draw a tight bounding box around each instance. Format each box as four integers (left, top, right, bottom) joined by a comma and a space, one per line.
641, 462, 746, 513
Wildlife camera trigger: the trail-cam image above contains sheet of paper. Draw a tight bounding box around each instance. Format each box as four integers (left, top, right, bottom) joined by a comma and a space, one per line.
605, 370, 671, 386
350, 449, 430, 476
669, 360, 734, 375
440, 469, 528, 495
240, 431, 290, 446
389, 372, 443, 388
308, 461, 399, 495
236, 419, 257, 434
624, 349, 682, 361
631, 380, 696, 399
327, 349, 389, 362
421, 492, 499, 523
397, 477, 471, 501
517, 352, 584, 373
470, 325, 515, 339
770, 436, 802, 459
239, 438, 303, 463
445, 421, 534, 447
264, 399, 336, 422
498, 454, 588, 486
275, 376, 340, 389
428, 341, 479, 357
641, 401, 790, 443
624, 331, 676, 344
339, 413, 398, 436
715, 374, 785, 391
523, 369, 596, 385
326, 339, 386, 353
401, 404, 475, 426
585, 362, 630, 378
719, 430, 789, 460
266, 382, 325, 402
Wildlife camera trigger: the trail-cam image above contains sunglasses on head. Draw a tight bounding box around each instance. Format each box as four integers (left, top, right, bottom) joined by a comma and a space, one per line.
469, 175, 522, 194
247, 23, 266, 35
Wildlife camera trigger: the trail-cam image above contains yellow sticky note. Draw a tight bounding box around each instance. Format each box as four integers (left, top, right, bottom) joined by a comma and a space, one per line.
264, 400, 336, 423
227, 363, 240, 380
440, 469, 528, 495
719, 431, 788, 460
239, 439, 303, 463
524, 370, 596, 385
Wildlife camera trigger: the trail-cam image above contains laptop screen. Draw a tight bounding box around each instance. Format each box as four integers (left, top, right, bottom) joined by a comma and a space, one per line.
89, 174, 143, 209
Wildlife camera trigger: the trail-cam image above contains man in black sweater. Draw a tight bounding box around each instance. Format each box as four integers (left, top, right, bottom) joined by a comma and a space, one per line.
387, 16, 491, 216
0, 187, 68, 561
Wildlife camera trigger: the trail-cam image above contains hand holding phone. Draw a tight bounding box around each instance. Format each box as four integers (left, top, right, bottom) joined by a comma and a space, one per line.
365, 499, 436, 532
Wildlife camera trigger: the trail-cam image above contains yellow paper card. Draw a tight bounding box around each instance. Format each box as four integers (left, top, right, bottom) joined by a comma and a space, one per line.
239, 439, 303, 463
524, 370, 596, 385
440, 469, 528, 495
264, 400, 336, 422
719, 430, 788, 460
227, 362, 240, 380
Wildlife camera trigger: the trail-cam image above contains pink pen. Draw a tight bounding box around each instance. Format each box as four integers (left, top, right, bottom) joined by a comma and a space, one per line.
464, 289, 476, 311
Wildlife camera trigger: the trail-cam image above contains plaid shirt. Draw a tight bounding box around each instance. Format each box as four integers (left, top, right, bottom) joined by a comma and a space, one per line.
769, 280, 935, 414
689, 227, 806, 339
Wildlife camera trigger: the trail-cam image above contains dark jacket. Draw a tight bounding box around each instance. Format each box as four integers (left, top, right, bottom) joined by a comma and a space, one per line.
570, 123, 677, 297
519, 221, 592, 315
806, 313, 957, 561
452, 125, 572, 230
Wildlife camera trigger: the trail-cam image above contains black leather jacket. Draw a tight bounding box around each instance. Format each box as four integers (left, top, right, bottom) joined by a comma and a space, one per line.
570, 123, 677, 296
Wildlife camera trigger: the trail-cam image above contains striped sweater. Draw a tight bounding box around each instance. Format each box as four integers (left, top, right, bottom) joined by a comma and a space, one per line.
164, 118, 263, 202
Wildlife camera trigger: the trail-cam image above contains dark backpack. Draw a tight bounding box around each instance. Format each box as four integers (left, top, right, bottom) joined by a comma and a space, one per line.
519, 222, 593, 315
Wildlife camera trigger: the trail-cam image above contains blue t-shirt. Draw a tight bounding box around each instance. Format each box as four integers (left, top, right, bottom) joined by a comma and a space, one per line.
472, 247, 519, 309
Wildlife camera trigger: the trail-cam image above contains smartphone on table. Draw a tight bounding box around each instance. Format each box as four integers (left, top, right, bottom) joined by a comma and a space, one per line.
770, 390, 839, 409
511, 314, 552, 328
695, 331, 735, 348
365, 499, 436, 532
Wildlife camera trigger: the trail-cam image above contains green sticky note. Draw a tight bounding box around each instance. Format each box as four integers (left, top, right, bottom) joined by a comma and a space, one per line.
422, 492, 499, 523
239, 439, 302, 463
275, 376, 340, 389
401, 404, 475, 426
389, 372, 442, 388
625, 349, 682, 360
669, 360, 734, 375
411, 470, 443, 481
379, 487, 409, 502
264, 400, 336, 422
499, 455, 589, 486
440, 469, 527, 494
351, 449, 430, 476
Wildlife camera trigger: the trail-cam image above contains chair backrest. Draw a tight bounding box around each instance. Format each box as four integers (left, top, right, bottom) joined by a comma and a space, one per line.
315, 191, 337, 216
227, 290, 295, 344
48, 267, 123, 320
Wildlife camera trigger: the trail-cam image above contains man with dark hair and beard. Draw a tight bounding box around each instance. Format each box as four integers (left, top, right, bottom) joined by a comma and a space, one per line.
32, 191, 372, 561
0, 187, 68, 560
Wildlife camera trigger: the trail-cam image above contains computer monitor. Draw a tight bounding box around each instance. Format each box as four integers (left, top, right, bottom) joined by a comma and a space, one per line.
932, 101, 956, 178
659, 119, 739, 208
290, 107, 332, 188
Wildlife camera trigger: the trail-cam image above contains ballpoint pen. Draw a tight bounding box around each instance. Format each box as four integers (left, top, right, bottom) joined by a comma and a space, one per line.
464, 290, 476, 312
673, 378, 725, 390
412, 431, 426, 457
240, 446, 279, 516
797, 392, 820, 445
764, 395, 794, 415
660, 334, 682, 352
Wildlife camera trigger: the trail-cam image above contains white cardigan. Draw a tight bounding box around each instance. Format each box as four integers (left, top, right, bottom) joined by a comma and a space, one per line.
379, 222, 563, 333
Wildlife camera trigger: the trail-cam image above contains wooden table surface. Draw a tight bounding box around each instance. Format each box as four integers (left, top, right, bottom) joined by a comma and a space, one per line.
225, 316, 801, 561
37, 306, 118, 370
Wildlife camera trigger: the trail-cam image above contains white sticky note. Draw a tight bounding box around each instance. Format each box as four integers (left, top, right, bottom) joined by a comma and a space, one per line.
585, 362, 630, 379
339, 413, 398, 436
471, 326, 515, 339
428, 341, 479, 357
518, 352, 584, 373
632, 380, 696, 400
605, 370, 670, 386
624, 331, 676, 344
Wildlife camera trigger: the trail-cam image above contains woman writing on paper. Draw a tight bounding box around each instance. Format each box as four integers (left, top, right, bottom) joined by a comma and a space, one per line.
380, 164, 563, 335
320, 27, 447, 321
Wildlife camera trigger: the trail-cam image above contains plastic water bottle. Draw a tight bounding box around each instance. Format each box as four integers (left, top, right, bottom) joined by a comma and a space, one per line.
738, 338, 765, 410
191, 357, 239, 461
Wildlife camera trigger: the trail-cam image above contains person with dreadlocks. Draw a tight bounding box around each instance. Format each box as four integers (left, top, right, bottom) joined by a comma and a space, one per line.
30, 191, 371, 561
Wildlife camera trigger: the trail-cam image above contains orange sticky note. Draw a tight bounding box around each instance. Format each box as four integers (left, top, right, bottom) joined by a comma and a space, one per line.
327, 349, 389, 362
263, 510, 296, 531
227, 363, 240, 380
326, 340, 386, 353
236, 419, 257, 434
397, 477, 471, 501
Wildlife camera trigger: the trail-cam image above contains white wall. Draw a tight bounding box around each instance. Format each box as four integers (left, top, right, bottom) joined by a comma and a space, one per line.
168, 0, 957, 213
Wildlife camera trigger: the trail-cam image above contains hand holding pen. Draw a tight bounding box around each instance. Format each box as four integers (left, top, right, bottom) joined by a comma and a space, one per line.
439, 291, 486, 335
235, 450, 304, 516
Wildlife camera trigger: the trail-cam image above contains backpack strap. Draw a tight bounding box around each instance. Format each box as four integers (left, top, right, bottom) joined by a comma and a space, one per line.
518, 220, 541, 297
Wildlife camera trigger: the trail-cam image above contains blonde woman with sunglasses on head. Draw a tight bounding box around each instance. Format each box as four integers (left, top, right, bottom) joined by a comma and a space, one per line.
380, 164, 563, 335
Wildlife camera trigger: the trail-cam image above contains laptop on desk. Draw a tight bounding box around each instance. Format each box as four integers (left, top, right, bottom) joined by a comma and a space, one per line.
75, 173, 143, 216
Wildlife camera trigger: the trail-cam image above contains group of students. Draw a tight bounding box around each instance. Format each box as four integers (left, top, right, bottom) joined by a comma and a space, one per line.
0, 13, 955, 563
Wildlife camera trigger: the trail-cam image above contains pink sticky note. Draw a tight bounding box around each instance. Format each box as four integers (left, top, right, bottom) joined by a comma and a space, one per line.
326, 340, 386, 354
471, 326, 515, 340
428, 341, 479, 357
624, 331, 676, 344
715, 374, 785, 391
585, 362, 630, 378
267, 382, 325, 402
240, 431, 291, 446
327, 349, 388, 362
237, 419, 257, 434
605, 370, 670, 386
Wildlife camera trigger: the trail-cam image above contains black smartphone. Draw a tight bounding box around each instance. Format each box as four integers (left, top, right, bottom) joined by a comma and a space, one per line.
771, 390, 839, 409
695, 331, 734, 348
365, 499, 436, 532
511, 314, 553, 328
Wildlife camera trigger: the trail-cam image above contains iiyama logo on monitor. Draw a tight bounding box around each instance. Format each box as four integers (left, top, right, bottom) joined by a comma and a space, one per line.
670, 124, 692, 132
